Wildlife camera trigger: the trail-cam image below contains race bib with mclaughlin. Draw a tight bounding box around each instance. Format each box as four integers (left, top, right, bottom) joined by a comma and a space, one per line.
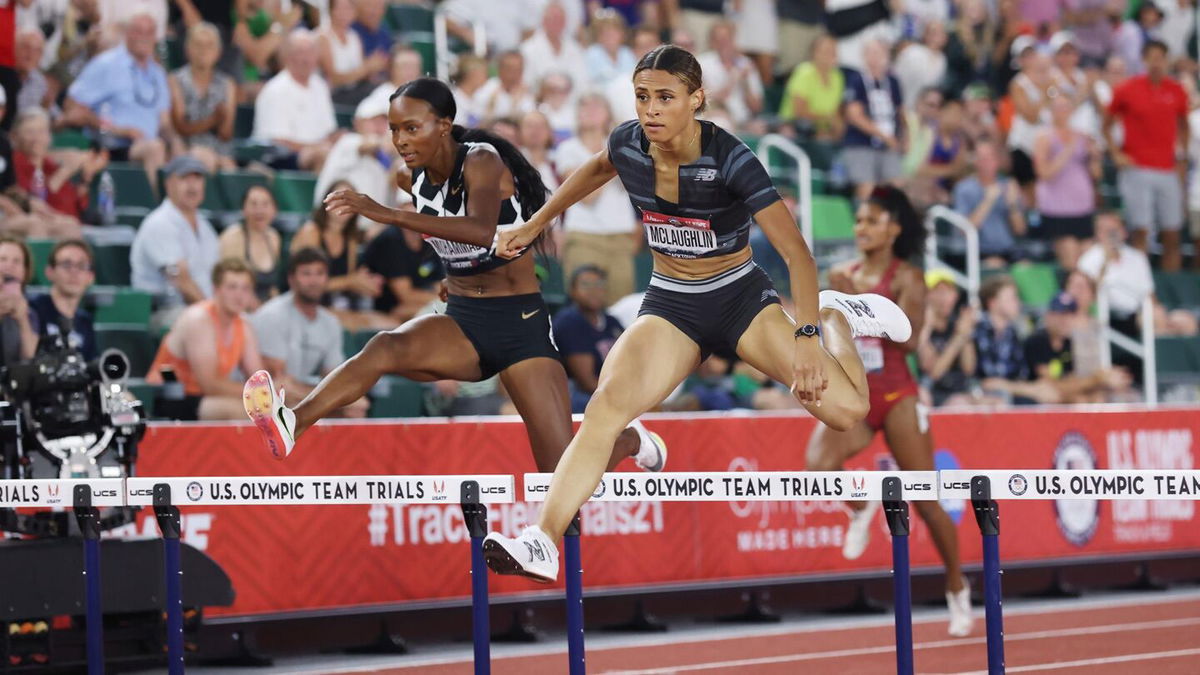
641, 209, 717, 258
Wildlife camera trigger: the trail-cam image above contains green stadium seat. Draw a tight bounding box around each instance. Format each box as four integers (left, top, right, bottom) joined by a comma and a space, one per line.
217, 170, 271, 211
52, 129, 92, 150
369, 375, 426, 418
100, 164, 158, 210
1010, 262, 1059, 309
93, 288, 152, 324
344, 328, 378, 359
28, 239, 54, 285
95, 324, 159, 378
200, 174, 223, 212
234, 104, 255, 139
1153, 270, 1177, 308
92, 244, 132, 286
388, 4, 435, 33
334, 105, 355, 129
1156, 337, 1200, 375
1158, 272, 1200, 309
812, 195, 855, 240
273, 171, 319, 214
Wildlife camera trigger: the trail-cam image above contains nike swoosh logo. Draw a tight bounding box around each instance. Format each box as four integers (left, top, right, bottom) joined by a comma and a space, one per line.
276, 408, 294, 440
450, 184, 462, 195
521, 310, 540, 320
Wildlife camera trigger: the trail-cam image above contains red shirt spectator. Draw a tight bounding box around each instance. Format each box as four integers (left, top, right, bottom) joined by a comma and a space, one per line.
13, 152, 86, 218
1108, 72, 1188, 170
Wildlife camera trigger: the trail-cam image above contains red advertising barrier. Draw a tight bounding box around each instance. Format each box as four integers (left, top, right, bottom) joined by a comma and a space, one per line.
110, 407, 1199, 617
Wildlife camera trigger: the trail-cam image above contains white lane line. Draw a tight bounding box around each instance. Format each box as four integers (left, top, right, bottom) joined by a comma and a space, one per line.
596, 617, 1200, 675
945, 647, 1200, 674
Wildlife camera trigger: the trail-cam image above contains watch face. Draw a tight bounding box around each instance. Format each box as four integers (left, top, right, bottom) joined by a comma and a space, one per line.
799, 324, 817, 337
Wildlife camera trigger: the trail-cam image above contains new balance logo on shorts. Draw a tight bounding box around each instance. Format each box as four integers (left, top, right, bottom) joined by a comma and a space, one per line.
524, 540, 546, 562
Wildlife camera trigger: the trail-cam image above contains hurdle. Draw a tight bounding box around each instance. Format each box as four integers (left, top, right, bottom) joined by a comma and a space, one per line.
524, 470, 939, 675
942, 469, 1200, 675
122, 474, 514, 675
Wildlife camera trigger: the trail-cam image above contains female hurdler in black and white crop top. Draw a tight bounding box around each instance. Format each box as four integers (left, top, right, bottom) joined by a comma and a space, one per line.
483, 45, 913, 584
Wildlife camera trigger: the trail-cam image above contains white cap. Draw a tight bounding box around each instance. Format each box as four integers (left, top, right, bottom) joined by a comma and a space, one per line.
1049, 31, 1078, 54
354, 90, 391, 120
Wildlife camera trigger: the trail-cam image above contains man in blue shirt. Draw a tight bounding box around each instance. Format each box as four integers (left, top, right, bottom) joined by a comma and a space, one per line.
551, 266, 624, 413
842, 39, 906, 201
60, 13, 171, 191
951, 139, 1027, 266
30, 239, 97, 360
351, 0, 394, 64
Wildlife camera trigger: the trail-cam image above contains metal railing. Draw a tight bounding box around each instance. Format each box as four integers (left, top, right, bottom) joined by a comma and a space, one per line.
923, 205, 981, 309
433, 7, 487, 81
1096, 294, 1158, 405
754, 134, 812, 247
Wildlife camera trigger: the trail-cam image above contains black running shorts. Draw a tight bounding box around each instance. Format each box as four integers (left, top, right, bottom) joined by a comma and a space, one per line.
445, 292, 560, 379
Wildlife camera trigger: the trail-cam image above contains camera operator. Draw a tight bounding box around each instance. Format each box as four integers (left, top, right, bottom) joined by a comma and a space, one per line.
146, 258, 264, 420
29, 239, 97, 361
0, 234, 39, 366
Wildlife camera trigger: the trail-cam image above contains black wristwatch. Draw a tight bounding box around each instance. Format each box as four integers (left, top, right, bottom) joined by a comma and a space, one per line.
794, 323, 820, 339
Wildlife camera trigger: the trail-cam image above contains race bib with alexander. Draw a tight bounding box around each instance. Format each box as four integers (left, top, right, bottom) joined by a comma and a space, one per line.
642, 209, 718, 258
422, 224, 521, 272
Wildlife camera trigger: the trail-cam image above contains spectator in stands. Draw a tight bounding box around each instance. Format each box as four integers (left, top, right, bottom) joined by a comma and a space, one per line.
585, 10, 634, 88
351, 0, 393, 60
218, 184, 282, 311
1061, 0, 1113, 67
604, 25, 661, 125
130, 155, 220, 325
552, 265, 624, 413
918, 269, 977, 408
250, 247, 368, 418
232, 0, 290, 100
973, 274, 1035, 398
49, 4, 117, 97
779, 34, 844, 141
1077, 211, 1154, 340
253, 29, 340, 172
1024, 291, 1133, 403
696, 20, 763, 131
97, 0, 167, 41
944, 0, 996, 98
843, 39, 906, 201
827, 0, 897, 72
171, 0, 244, 76
902, 86, 940, 177
908, 97, 969, 208
676, 0, 725, 53
1049, 32, 1099, 137
952, 139, 1026, 268
1093, 54, 1128, 148
169, 22, 236, 173
318, 0, 387, 105
11, 107, 103, 235
473, 50, 535, 123
146, 258, 264, 421
894, 20, 948, 111
521, 2, 588, 91
31, 239, 97, 360
370, 46, 424, 102
776, 0, 825, 78
1034, 95, 1100, 272
554, 92, 637, 300
1110, 2, 1155, 76
359, 222, 443, 325
442, 0, 538, 54
517, 110, 558, 191
539, 72, 578, 141
61, 13, 171, 192
292, 180, 381, 328
1104, 39, 1188, 271
450, 54, 488, 126
961, 83, 998, 145
1007, 48, 1053, 203
314, 92, 396, 229
0, 235, 37, 365
15, 29, 56, 115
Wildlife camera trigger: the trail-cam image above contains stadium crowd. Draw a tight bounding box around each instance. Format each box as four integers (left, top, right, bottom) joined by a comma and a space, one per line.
0, 0, 1197, 421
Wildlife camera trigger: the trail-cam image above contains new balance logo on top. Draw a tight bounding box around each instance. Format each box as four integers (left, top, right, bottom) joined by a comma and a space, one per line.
525, 540, 546, 563
694, 168, 717, 181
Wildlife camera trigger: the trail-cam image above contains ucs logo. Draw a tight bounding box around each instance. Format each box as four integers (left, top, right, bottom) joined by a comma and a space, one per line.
480, 486, 507, 495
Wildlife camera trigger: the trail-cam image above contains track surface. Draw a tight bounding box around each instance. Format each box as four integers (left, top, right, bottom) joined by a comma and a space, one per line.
176, 587, 1200, 675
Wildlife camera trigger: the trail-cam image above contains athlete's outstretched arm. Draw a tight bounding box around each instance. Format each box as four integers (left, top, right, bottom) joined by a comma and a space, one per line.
324, 146, 507, 248
495, 150, 618, 257
755, 200, 827, 404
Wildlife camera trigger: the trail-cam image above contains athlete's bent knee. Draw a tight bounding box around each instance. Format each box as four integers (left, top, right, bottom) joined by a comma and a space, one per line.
581, 387, 636, 429
361, 331, 410, 370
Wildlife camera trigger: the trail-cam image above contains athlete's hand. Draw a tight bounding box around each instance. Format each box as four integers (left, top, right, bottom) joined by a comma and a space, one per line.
790, 338, 828, 406
495, 223, 537, 259
324, 189, 387, 222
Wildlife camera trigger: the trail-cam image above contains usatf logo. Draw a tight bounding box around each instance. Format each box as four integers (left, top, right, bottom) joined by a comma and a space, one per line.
186, 481, 204, 502
592, 480, 607, 499
47, 484, 60, 497
694, 168, 717, 181
432, 481, 445, 495
849, 475, 868, 498
1008, 474, 1028, 496
1054, 432, 1100, 547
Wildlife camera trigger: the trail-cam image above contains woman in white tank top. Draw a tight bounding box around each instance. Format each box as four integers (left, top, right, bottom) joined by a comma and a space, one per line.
318, 0, 383, 102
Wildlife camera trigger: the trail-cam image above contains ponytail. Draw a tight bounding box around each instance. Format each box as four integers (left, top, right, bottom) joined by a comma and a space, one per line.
867, 184, 925, 263
451, 125, 549, 220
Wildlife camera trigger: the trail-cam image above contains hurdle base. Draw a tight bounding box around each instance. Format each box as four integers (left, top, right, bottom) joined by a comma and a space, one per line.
601, 600, 668, 633
490, 608, 542, 643
1120, 563, 1170, 593
199, 628, 274, 667
827, 583, 890, 615
716, 591, 781, 624
344, 621, 409, 655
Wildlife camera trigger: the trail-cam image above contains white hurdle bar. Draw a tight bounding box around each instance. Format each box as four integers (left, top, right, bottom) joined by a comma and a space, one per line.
525, 471, 939, 675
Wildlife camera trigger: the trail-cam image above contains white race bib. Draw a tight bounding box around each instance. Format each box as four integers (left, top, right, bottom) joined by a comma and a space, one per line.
642, 209, 717, 258
855, 337, 885, 374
